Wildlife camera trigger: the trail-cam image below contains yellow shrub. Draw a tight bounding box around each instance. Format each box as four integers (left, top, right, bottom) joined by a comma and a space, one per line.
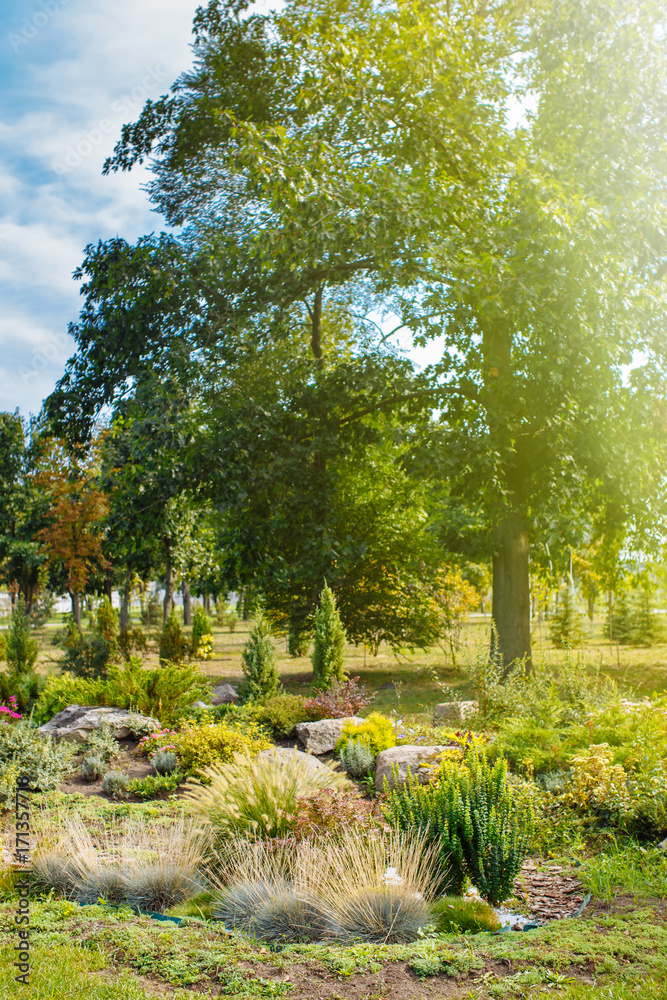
566, 743, 630, 814
337, 712, 396, 756
171, 721, 271, 775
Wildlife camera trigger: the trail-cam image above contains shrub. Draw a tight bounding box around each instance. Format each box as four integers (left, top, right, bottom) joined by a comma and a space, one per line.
83, 723, 119, 763
101, 770, 130, 799
81, 756, 107, 782
293, 788, 379, 841
303, 676, 375, 720
153, 749, 178, 775
0, 721, 76, 805
629, 590, 666, 646
185, 747, 348, 843
217, 605, 238, 632
118, 626, 148, 662
128, 771, 184, 800
255, 694, 308, 738
141, 594, 161, 626
311, 583, 347, 691
167, 720, 271, 776
159, 612, 190, 664
339, 738, 376, 779
238, 613, 281, 703
191, 607, 212, 656
96, 598, 119, 644
106, 657, 211, 724
383, 751, 535, 905
337, 712, 396, 756
5, 597, 38, 675
431, 896, 501, 934
33, 673, 109, 724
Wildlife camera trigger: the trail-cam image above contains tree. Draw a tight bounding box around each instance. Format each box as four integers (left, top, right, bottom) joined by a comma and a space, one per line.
548, 588, 586, 650
238, 612, 281, 703
311, 583, 347, 691
34, 439, 109, 629
48, 0, 667, 673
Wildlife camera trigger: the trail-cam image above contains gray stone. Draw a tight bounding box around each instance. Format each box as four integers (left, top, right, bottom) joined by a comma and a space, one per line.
375, 745, 459, 791
433, 700, 478, 724
39, 705, 160, 744
194, 701, 213, 710
211, 683, 238, 705
295, 717, 365, 755
260, 747, 328, 772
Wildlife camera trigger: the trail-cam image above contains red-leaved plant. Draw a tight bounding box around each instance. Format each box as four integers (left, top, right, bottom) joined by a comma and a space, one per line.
303, 677, 375, 720
292, 789, 384, 841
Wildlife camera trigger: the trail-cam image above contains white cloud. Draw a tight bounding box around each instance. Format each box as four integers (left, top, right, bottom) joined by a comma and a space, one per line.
1, 0, 203, 417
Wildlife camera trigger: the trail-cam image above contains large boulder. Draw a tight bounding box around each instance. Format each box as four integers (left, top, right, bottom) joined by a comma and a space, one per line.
211, 683, 238, 705
375, 745, 459, 791
433, 700, 478, 725
295, 717, 365, 755
39, 705, 160, 744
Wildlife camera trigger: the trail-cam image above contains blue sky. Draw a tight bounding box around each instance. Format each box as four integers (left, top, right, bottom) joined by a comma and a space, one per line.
0, 0, 202, 418
1, 0, 440, 421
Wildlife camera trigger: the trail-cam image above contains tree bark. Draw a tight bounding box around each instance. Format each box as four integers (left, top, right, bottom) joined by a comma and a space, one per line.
120, 573, 131, 632
182, 579, 192, 625
70, 591, 82, 631
491, 514, 532, 674
163, 537, 174, 623
104, 568, 113, 602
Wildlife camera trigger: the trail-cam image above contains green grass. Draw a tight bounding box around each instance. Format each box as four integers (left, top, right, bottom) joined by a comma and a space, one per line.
579, 841, 667, 901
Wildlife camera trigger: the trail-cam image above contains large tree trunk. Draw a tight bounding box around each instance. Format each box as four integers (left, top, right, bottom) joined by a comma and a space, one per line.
182, 579, 192, 625
104, 568, 113, 602
491, 514, 531, 674
163, 537, 174, 623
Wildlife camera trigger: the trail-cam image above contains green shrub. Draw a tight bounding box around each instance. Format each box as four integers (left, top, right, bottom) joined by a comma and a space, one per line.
128, 771, 184, 800
5, 597, 38, 675
185, 747, 348, 842
0, 721, 76, 805
339, 738, 376, 779
83, 723, 119, 763
168, 719, 272, 775
81, 756, 107, 782
311, 583, 347, 691
107, 658, 211, 724
33, 673, 109, 725
629, 591, 666, 646
337, 712, 396, 756
255, 694, 307, 738
96, 598, 119, 643
216, 605, 239, 632
238, 613, 281, 703
118, 626, 148, 662
159, 612, 190, 664
141, 594, 161, 626
431, 896, 501, 934
383, 751, 535, 905
101, 770, 130, 799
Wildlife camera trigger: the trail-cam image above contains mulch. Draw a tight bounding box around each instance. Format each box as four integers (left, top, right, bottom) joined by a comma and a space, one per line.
514, 859, 586, 923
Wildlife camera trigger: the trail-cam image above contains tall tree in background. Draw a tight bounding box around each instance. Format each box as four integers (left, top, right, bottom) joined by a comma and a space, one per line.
47, 0, 667, 671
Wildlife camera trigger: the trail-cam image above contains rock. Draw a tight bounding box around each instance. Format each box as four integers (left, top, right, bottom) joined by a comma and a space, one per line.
260, 747, 328, 772
211, 683, 238, 705
295, 717, 365, 755
433, 700, 478, 724
194, 701, 213, 710
379, 681, 396, 691
39, 705, 160, 744
375, 745, 459, 791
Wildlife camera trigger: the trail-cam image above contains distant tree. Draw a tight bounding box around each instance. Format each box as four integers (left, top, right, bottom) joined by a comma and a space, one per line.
311, 584, 347, 691
239, 612, 281, 703
548, 588, 586, 650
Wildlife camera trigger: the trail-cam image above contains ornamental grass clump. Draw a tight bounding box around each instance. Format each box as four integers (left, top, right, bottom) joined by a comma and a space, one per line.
31, 853, 81, 899
431, 896, 501, 934
185, 747, 349, 843
123, 860, 202, 913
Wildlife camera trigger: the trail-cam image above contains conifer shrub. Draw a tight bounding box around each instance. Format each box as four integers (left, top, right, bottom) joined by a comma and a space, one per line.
191, 606, 214, 658
338, 738, 376, 779
548, 589, 586, 648
337, 713, 396, 756
5, 597, 39, 675
311, 583, 347, 691
159, 611, 190, 664
238, 613, 281, 703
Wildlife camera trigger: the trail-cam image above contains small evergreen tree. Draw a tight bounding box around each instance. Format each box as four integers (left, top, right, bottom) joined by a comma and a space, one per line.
606, 591, 633, 645
159, 611, 189, 664
5, 597, 39, 675
239, 612, 281, 703
96, 598, 119, 644
548, 588, 586, 649
629, 590, 666, 646
311, 583, 347, 691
